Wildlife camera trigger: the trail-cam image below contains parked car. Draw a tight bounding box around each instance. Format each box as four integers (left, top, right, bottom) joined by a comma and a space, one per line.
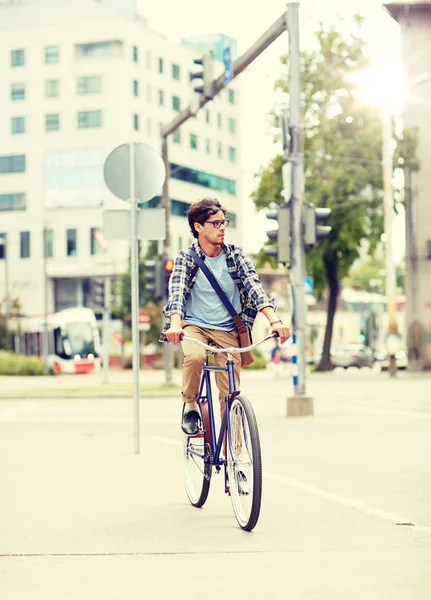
374, 349, 408, 371
331, 343, 374, 369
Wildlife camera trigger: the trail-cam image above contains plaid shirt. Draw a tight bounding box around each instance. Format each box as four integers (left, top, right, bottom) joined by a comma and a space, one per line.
160, 240, 275, 338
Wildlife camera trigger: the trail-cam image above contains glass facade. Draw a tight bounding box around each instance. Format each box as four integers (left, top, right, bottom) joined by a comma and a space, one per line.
11, 49, 25, 67
66, 229, 77, 256
45, 148, 103, 189
0, 155, 26, 173
78, 110, 102, 128
170, 163, 236, 195
45, 114, 60, 131
75, 40, 123, 59
20, 231, 30, 258
172, 63, 180, 80
45, 229, 54, 258
172, 95, 181, 112
45, 79, 60, 97
0, 193, 26, 211
11, 117, 26, 134
11, 83, 25, 100
77, 75, 102, 94
45, 45, 59, 64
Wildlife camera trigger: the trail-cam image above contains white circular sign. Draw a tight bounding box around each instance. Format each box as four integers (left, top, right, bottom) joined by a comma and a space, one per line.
103, 142, 166, 202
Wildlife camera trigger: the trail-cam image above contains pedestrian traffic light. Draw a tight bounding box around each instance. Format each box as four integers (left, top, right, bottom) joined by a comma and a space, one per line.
162, 258, 174, 300
264, 204, 291, 265
303, 203, 332, 247
190, 52, 214, 98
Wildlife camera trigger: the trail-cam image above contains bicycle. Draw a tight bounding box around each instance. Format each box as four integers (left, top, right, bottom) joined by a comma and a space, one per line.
176, 331, 278, 532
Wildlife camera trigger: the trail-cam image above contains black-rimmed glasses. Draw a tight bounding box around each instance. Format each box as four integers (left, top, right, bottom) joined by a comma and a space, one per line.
204, 219, 230, 229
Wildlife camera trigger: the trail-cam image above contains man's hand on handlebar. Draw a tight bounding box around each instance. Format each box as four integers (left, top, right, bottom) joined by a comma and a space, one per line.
164, 325, 185, 344
271, 322, 291, 345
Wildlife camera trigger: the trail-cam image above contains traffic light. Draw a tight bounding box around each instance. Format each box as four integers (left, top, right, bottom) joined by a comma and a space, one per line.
162, 258, 174, 300
143, 260, 163, 300
264, 204, 291, 265
303, 203, 332, 247
190, 52, 214, 98
92, 278, 105, 312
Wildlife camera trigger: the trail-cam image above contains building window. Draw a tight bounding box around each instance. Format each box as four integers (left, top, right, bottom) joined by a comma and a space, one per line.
159, 89, 164, 106
146, 84, 151, 102
90, 227, 101, 255
228, 89, 235, 104
172, 95, 181, 112
217, 113, 222, 128
228, 117, 236, 134
0, 155, 26, 174
44, 229, 54, 258
172, 63, 180, 80
173, 129, 181, 144
45, 45, 59, 64
75, 40, 123, 59
146, 117, 152, 135
134, 114, 140, 131
228, 147, 236, 162
133, 79, 139, 97
11, 116, 26, 134
45, 79, 60, 97
11, 83, 25, 101
205, 138, 211, 154
20, 231, 30, 259
77, 110, 102, 128
45, 113, 60, 131
77, 75, 102, 94
133, 45, 139, 63
205, 109, 210, 124
0, 193, 26, 211
170, 162, 236, 195
217, 142, 223, 159
158, 57, 164, 73
190, 134, 198, 150
11, 49, 25, 67
66, 229, 77, 256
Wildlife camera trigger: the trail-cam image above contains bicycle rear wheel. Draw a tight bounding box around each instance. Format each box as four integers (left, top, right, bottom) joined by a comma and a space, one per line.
182, 403, 212, 508
227, 395, 262, 531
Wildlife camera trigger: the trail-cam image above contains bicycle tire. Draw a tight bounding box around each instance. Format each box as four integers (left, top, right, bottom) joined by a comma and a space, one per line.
227, 395, 262, 531
182, 402, 212, 508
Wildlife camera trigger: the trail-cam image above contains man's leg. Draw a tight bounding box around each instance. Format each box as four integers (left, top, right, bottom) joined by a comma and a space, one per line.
181, 323, 208, 404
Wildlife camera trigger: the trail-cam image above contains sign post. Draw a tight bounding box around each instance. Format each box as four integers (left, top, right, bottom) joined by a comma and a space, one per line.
103, 142, 166, 454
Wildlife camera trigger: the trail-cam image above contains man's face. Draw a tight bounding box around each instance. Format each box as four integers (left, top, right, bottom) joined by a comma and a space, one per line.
195, 210, 227, 245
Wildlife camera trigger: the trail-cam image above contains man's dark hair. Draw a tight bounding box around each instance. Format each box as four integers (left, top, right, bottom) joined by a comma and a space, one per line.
187, 197, 228, 239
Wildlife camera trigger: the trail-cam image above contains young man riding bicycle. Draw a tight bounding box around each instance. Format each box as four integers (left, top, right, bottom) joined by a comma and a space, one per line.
162, 197, 290, 435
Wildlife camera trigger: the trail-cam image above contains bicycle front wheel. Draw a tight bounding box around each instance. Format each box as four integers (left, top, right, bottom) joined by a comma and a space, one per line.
227, 395, 262, 531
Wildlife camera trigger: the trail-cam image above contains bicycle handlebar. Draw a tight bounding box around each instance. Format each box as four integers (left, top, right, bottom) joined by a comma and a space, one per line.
177, 332, 279, 355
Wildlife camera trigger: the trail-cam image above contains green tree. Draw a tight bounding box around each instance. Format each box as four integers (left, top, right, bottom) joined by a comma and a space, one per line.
112, 241, 162, 344
252, 17, 415, 370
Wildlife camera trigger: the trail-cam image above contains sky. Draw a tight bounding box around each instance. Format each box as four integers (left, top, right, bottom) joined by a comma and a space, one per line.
137, 0, 405, 262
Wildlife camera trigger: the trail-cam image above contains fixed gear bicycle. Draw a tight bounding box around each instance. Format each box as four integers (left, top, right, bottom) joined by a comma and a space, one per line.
178, 332, 278, 531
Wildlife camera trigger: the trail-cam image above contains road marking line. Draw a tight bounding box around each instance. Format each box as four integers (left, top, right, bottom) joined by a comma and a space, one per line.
149, 436, 431, 536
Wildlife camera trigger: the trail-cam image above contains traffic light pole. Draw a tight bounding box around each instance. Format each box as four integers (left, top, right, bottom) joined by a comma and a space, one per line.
161, 136, 174, 385
285, 3, 313, 415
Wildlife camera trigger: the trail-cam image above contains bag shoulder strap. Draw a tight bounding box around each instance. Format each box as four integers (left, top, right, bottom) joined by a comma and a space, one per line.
189, 248, 246, 333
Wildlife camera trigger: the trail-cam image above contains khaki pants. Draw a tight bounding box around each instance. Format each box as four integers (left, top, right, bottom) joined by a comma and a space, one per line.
181, 322, 241, 417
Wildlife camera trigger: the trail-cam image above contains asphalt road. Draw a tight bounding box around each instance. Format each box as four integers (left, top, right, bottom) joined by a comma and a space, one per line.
1, 368, 430, 599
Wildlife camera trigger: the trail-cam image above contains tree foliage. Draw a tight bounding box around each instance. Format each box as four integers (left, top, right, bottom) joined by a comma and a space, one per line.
251, 17, 416, 369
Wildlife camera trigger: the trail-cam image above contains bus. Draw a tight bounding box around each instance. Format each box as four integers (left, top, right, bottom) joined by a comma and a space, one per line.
9, 307, 101, 374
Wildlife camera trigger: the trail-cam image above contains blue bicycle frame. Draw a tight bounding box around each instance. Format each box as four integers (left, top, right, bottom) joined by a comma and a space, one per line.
188, 356, 237, 468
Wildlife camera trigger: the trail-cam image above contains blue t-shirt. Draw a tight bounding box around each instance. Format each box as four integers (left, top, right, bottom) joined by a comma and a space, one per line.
184, 250, 241, 331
